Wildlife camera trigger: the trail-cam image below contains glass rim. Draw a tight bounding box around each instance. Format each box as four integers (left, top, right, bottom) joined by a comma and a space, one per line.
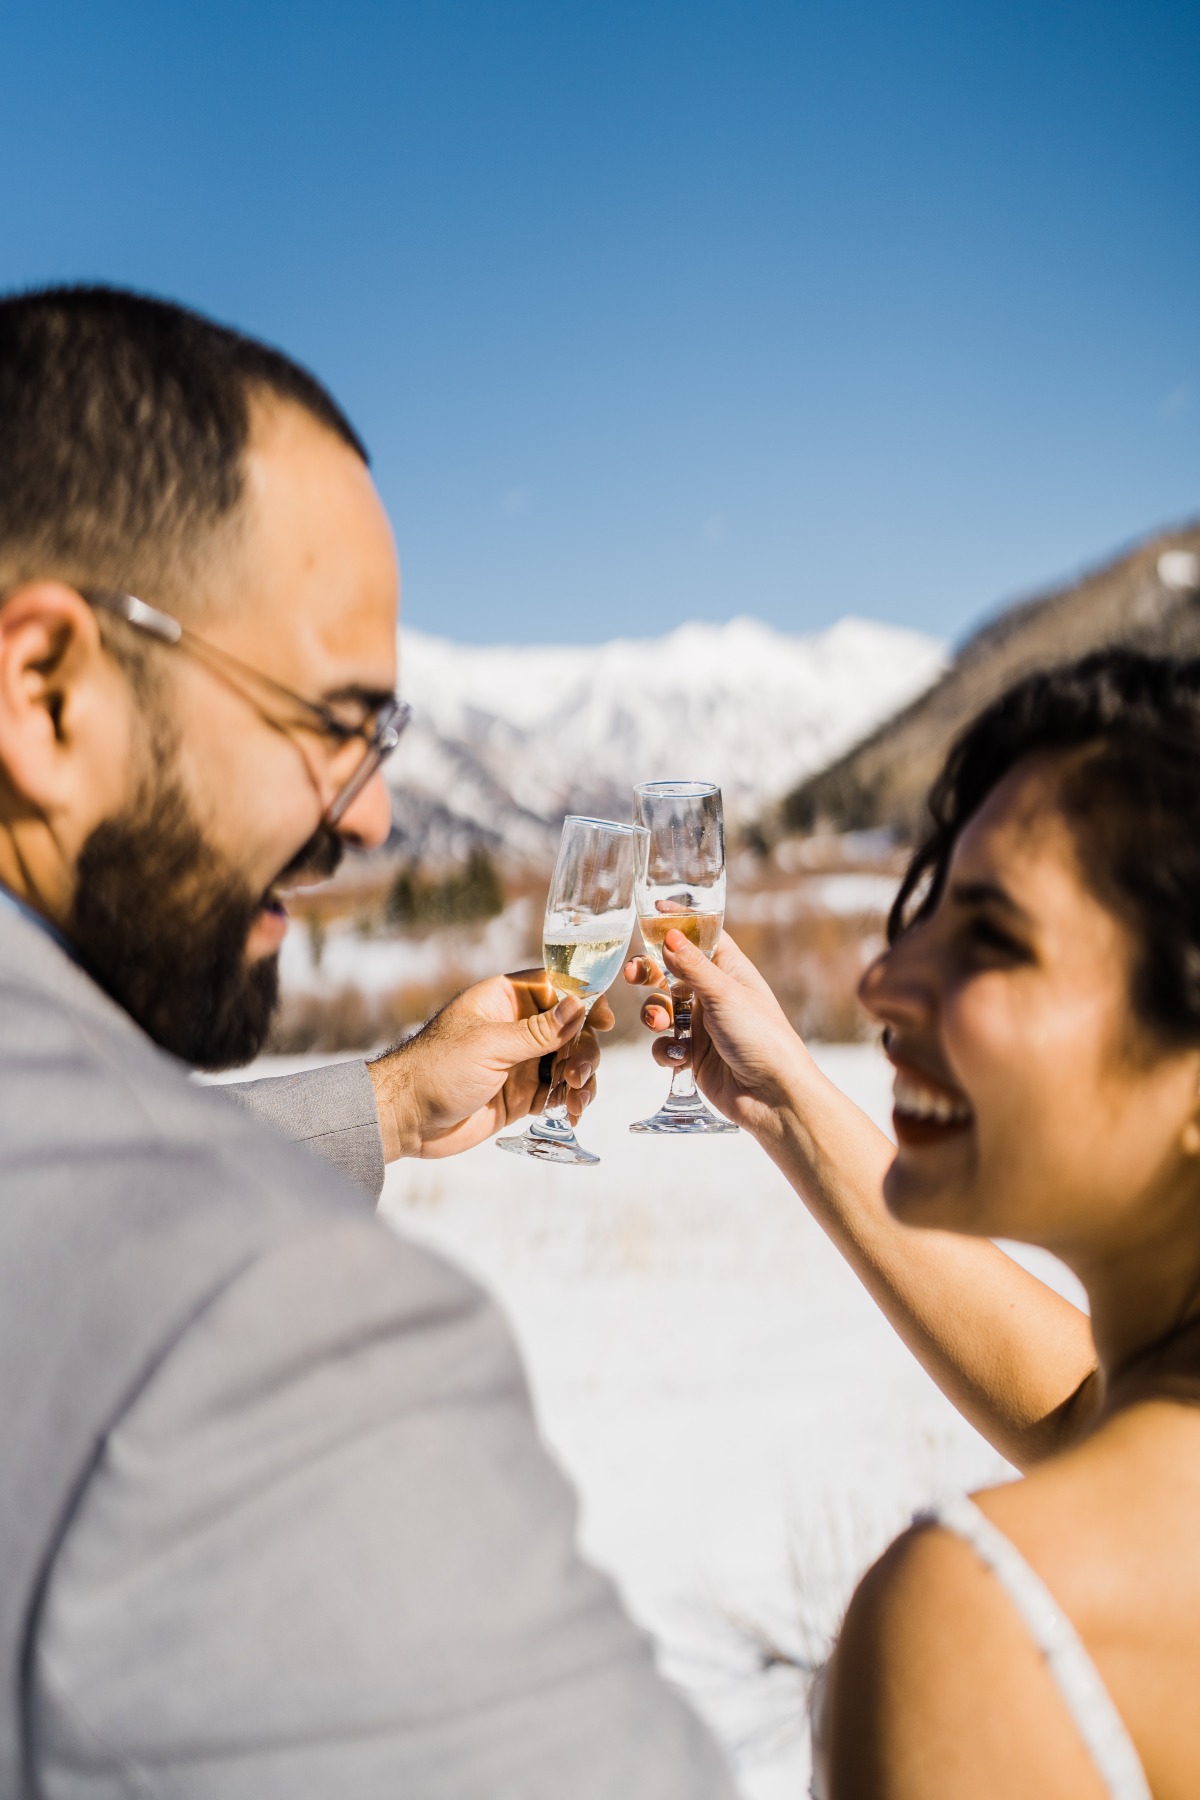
561, 814, 648, 835
632, 780, 720, 798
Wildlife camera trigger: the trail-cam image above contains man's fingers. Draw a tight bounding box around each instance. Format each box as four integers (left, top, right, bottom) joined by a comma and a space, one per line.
563, 1052, 595, 1089
560, 1018, 605, 1086
564, 1072, 597, 1122
588, 994, 616, 1033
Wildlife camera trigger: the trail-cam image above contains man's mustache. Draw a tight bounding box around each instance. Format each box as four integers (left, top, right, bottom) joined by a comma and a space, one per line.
276, 825, 345, 888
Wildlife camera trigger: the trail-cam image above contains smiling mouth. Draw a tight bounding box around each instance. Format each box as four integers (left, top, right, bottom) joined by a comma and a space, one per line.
891, 1064, 974, 1147
255, 829, 344, 934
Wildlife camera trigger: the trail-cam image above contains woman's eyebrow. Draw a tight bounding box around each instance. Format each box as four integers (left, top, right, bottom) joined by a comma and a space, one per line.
949, 879, 1033, 923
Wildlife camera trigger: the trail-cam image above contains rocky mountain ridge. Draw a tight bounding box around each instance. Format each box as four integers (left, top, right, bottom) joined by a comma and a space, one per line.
385, 613, 946, 864
781, 522, 1200, 838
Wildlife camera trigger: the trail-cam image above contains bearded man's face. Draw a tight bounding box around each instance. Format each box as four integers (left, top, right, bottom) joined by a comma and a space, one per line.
69, 735, 342, 1070
53, 401, 398, 1062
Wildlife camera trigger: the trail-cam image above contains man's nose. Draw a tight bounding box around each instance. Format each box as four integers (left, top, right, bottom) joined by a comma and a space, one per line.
334, 767, 393, 849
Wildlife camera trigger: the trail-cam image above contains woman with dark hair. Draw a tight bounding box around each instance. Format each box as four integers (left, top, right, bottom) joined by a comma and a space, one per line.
628, 648, 1200, 1798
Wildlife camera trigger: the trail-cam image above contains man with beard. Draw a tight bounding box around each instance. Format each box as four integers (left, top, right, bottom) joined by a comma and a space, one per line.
0, 289, 735, 1799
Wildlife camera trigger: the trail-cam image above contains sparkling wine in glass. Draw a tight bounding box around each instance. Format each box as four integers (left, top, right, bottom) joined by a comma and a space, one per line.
498, 816, 644, 1166
630, 780, 738, 1136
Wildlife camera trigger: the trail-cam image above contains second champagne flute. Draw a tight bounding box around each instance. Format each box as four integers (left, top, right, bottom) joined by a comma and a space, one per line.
630, 779, 739, 1136
497, 816, 644, 1166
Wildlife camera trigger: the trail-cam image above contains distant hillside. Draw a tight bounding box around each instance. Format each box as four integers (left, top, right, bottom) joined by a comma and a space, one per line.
780, 522, 1200, 839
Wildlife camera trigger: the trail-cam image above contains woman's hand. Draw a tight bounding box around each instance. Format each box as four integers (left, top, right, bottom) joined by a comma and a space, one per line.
623, 928, 812, 1138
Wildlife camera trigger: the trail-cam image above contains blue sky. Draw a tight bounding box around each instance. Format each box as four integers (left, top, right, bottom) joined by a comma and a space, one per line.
2, 0, 1197, 646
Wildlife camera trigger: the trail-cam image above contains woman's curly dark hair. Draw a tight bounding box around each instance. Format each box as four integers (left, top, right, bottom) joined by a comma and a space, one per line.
889, 650, 1200, 1046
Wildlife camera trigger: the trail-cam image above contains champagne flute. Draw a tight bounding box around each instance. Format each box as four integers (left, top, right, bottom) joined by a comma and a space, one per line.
630, 780, 738, 1136
498, 816, 645, 1166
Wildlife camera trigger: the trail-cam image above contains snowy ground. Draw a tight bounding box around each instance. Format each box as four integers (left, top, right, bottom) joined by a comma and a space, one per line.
373, 1041, 1081, 1798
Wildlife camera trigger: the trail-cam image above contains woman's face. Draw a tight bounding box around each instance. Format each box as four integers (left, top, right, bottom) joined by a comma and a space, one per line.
860, 753, 1200, 1259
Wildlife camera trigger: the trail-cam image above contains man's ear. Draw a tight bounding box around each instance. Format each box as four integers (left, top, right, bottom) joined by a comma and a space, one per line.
0, 582, 119, 811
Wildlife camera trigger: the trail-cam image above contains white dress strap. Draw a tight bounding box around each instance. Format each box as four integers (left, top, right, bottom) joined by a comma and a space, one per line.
921, 1495, 1152, 1800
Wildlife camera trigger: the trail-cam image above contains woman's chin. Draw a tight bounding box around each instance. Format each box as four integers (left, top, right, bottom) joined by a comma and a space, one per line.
883, 1157, 972, 1230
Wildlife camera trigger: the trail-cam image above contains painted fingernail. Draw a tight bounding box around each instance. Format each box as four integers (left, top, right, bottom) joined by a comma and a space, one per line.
665, 1042, 688, 1061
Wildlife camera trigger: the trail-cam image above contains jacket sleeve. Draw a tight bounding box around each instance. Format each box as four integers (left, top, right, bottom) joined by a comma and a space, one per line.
30, 1217, 737, 1800
218, 1058, 386, 1202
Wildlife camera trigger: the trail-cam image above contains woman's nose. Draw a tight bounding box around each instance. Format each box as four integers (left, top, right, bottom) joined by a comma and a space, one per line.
857, 950, 892, 1021
858, 933, 934, 1030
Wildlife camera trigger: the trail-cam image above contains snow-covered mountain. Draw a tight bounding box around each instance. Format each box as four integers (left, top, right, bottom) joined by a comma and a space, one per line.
387, 614, 945, 863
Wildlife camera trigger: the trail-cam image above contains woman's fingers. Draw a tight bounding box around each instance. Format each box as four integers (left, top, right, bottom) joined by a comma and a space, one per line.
624, 956, 674, 1031
623, 955, 669, 992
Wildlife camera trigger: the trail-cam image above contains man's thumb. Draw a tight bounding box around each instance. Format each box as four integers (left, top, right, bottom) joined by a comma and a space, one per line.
503, 994, 585, 1062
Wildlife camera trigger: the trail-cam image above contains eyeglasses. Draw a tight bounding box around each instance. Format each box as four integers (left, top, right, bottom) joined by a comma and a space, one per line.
85, 589, 411, 827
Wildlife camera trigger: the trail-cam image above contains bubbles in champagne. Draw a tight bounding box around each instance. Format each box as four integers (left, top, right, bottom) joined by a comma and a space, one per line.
542, 932, 631, 1001
637, 909, 723, 973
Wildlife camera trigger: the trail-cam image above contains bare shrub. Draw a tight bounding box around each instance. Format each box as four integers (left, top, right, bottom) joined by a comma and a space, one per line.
729, 910, 881, 1043
267, 986, 378, 1055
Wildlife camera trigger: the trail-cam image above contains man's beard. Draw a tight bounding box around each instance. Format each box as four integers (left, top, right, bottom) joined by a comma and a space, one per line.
69, 757, 343, 1070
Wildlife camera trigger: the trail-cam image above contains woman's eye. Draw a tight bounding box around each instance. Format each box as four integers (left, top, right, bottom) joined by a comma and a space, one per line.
967, 917, 1020, 955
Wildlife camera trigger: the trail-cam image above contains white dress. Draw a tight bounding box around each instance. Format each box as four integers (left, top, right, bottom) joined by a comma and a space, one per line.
808, 1494, 1152, 1799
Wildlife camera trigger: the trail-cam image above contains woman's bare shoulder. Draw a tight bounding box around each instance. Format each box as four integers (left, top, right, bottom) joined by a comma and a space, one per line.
823, 1514, 1111, 1800
978, 1398, 1200, 1616
825, 1407, 1200, 1799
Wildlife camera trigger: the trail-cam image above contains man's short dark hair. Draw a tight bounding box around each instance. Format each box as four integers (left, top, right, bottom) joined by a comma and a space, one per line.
0, 285, 367, 609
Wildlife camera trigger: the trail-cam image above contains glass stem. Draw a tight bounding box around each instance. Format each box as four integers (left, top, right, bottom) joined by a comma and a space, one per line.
667, 984, 699, 1101
534, 1010, 591, 1135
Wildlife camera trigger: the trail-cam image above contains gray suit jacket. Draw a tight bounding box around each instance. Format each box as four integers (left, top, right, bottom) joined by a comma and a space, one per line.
0, 905, 735, 1799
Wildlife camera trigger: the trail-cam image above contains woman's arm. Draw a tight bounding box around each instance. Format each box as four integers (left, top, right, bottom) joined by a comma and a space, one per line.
627, 931, 1099, 1471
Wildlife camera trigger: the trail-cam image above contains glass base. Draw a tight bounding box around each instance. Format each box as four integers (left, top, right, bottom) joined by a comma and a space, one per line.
629, 1093, 739, 1135
497, 1114, 600, 1166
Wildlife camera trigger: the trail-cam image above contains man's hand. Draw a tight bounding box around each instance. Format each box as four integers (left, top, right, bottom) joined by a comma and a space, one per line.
623, 929, 810, 1138
368, 972, 613, 1160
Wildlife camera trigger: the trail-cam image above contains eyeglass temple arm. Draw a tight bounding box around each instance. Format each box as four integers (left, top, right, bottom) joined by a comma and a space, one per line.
102, 592, 322, 718
101, 592, 184, 646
